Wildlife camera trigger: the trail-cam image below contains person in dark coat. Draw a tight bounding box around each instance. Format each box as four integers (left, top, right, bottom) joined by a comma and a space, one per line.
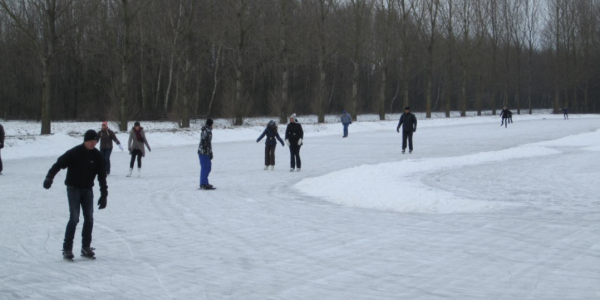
340, 110, 352, 138
0, 123, 4, 175
43, 130, 108, 260
285, 113, 304, 172
127, 121, 151, 177
198, 119, 215, 189
396, 107, 417, 153
563, 107, 569, 120
97, 121, 123, 175
500, 106, 512, 128
257, 120, 285, 170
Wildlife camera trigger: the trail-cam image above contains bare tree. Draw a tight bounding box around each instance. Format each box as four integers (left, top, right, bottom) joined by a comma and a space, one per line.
0, 0, 96, 134
420, 0, 440, 118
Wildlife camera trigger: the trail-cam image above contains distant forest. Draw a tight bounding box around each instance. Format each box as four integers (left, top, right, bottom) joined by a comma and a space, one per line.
1, 0, 599, 133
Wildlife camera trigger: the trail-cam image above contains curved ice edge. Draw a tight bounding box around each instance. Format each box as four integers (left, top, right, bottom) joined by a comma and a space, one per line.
294, 146, 561, 214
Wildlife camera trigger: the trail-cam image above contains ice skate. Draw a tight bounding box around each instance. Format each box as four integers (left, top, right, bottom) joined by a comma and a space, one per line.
63, 249, 74, 261
264, 165, 269, 170
296, 168, 301, 172
270, 165, 274, 171
126, 168, 133, 177
137, 168, 141, 177
290, 168, 295, 172
200, 184, 216, 190
81, 247, 96, 259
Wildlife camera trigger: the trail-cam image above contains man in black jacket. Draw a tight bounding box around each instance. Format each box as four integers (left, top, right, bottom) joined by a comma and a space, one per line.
0, 123, 4, 174
44, 130, 108, 260
397, 107, 417, 154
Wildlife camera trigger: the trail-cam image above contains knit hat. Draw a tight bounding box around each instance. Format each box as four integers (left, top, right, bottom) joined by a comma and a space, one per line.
134, 121, 140, 127
84, 129, 99, 142
206, 118, 213, 126
101, 121, 108, 126
405, 107, 410, 110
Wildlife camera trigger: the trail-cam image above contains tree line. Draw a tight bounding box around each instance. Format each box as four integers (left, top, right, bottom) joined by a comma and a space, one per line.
1, 0, 599, 134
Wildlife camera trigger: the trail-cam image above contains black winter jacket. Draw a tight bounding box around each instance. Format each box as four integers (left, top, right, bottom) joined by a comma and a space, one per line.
500, 109, 512, 118
257, 127, 284, 146
0, 124, 4, 148
397, 113, 417, 132
285, 122, 304, 146
46, 144, 107, 192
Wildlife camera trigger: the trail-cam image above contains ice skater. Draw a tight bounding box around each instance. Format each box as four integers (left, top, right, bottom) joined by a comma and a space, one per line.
198, 119, 215, 189
563, 107, 569, 120
127, 121, 151, 177
257, 120, 285, 170
340, 110, 352, 138
396, 107, 417, 154
500, 106, 512, 128
285, 113, 304, 172
0, 122, 4, 175
97, 121, 123, 175
43, 130, 108, 260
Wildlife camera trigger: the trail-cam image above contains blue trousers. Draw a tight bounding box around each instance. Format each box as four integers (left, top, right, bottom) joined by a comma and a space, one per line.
199, 154, 212, 186
100, 148, 113, 174
64, 186, 94, 250
343, 123, 349, 137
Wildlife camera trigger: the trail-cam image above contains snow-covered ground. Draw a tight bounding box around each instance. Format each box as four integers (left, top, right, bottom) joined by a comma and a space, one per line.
1, 112, 599, 299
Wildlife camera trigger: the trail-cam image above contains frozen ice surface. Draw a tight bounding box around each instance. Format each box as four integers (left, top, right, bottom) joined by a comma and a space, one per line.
1, 113, 599, 299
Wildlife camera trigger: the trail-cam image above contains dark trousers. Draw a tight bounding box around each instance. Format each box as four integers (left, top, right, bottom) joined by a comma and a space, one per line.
64, 186, 94, 250
564, 113, 568, 120
343, 123, 349, 137
289, 145, 302, 169
199, 154, 212, 186
265, 145, 277, 166
130, 149, 143, 169
501, 117, 508, 127
402, 130, 413, 151
0, 149, 3, 173
100, 148, 113, 174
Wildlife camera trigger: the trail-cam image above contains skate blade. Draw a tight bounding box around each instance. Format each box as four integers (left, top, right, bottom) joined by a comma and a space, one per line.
80, 255, 96, 260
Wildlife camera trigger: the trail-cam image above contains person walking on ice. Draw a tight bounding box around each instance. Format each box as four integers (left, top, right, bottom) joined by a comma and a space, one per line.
97, 121, 123, 175
198, 119, 215, 190
257, 120, 285, 170
285, 113, 304, 172
340, 110, 352, 138
563, 107, 569, 120
127, 121, 151, 177
43, 130, 108, 260
396, 107, 417, 154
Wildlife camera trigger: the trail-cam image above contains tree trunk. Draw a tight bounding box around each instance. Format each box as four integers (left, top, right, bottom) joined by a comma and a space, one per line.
41, 58, 52, 135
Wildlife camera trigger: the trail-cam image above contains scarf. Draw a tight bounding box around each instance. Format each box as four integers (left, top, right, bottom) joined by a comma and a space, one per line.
134, 128, 144, 142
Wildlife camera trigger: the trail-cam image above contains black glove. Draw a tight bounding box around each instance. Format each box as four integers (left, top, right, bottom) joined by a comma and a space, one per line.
396, 128, 400, 133
43, 177, 53, 189
98, 189, 108, 209
413, 128, 416, 133
0, 142, 4, 149
210, 153, 213, 160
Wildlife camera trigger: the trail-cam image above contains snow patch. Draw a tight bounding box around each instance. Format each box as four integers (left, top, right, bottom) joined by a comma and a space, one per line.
294, 146, 561, 213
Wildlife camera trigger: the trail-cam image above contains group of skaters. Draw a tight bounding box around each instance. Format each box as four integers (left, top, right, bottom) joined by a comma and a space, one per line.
2, 104, 523, 260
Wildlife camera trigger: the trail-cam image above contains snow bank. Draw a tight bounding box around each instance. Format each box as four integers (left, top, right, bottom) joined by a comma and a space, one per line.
294, 145, 562, 214
0, 110, 592, 160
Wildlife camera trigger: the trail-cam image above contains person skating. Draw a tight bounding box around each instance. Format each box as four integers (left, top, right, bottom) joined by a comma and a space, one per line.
43, 130, 108, 261
198, 119, 215, 190
257, 120, 285, 170
563, 107, 569, 120
396, 107, 417, 154
0, 122, 4, 175
97, 121, 123, 175
340, 110, 352, 138
127, 121, 151, 177
285, 113, 304, 172
500, 106, 511, 128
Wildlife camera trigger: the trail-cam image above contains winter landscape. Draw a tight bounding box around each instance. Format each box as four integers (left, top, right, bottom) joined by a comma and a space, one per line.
1, 112, 599, 299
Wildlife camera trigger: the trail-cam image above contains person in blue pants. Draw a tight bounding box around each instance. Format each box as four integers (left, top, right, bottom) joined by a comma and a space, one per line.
198, 119, 215, 190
